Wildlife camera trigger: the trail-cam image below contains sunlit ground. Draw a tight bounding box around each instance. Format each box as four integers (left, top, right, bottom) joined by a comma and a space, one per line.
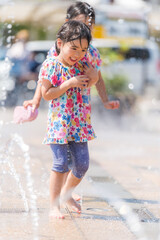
1, 0, 160, 239
0, 91, 160, 239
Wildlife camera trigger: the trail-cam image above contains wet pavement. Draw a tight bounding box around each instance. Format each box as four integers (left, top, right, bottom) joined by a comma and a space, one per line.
0, 103, 160, 240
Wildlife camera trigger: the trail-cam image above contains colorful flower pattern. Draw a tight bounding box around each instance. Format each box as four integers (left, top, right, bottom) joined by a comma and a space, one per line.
39, 44, 102, 144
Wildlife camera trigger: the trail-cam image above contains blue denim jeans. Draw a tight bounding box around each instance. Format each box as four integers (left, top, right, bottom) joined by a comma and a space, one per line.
50, 141, 89, 179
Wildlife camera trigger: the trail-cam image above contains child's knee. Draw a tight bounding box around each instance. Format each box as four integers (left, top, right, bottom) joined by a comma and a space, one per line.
73, 159, 89, 179
50, 144, 69, 173
52, 161, 69, 173
82, 160, 89, 174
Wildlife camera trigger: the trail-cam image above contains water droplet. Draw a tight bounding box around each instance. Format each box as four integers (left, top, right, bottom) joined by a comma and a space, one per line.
118, 18, 124, 24
128, 83, 134, 90
154, 26, 160, 31
0, 121, 4, 126
119, 205, 130, 215
7, 24, 12, 29
136, 178, 141, 182
7, 36, 12, 43
151, 98, 157, 105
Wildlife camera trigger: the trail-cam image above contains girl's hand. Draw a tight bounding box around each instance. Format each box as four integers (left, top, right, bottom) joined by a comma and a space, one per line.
84, 62, 99, 87
104, 100, 120, 109
23, 98, 40, 111
69, 75, 89, 88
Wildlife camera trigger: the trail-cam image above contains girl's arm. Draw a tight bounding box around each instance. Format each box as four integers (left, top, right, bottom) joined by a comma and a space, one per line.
41, 75, 89, 101
96, 71, 120, 109
95, 71, 109, 103
23, 82, 42, 110
84, 62, 99, 87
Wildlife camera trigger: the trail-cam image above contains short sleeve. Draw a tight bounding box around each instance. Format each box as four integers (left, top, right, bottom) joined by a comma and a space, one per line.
47, 46, 58, 58
87, 44, 102, 71
39, 58, 59, 87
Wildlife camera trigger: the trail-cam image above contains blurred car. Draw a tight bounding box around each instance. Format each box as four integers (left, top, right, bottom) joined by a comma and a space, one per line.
2, 38, 159, 106
25, 40, 54, 70
27, 39, 160, 94
1, 41, 54, 106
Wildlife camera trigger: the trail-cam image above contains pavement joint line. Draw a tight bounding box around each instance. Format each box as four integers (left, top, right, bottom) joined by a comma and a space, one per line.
132, 165, 160, 173
0, 207, 44, 213
133, 208, 160, 223
102, 195, 160, 224
80, 212, 125, 221
86, 207, 111, 212
84, 179, 139, 239
0, 208, 28, 213
82, 205, 160, 223
89, 161, 160, 223
65, 206, 88, 240
106, 198, 160, 205
83, 195, 160, 205
87, 173, 160, 240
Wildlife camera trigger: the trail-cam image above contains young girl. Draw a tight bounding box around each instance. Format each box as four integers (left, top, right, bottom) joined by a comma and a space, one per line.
24, 1, 119, 204
40, 20, 93, 219
24, 1, 119, 110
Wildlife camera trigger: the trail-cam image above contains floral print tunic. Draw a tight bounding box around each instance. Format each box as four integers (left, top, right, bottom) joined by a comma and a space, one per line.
39, 44, 102, 144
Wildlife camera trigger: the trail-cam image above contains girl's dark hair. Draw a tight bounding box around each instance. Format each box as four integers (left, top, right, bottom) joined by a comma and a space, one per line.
55, 20, 92, 55
66, 1, 95, 25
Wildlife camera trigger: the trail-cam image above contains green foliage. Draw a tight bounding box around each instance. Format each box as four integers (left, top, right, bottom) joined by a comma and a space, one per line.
1, 22, 57, 45
98, 47, 126, 65
36, 27, 47, 40
102, 73, 129, 95
95, 47, 129, 95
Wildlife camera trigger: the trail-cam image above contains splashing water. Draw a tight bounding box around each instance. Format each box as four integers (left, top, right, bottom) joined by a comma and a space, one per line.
12, 134, 39, 227
0, 0, 40, 238
0, 119, 39, 239
0, 135, 29, 211
1, 0, 160, 239
87, 176, 149, 240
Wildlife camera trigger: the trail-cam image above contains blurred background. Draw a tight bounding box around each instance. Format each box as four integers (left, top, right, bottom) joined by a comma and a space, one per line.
1, 0, 160, 117
1, 2, 160, 239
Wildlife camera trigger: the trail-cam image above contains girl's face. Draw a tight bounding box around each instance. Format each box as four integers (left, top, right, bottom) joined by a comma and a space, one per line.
71, 14, 94, 31
57, 38, 88, 67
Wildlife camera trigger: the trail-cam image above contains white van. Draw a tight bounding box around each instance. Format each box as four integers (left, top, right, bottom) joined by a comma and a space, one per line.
92, 38, 160, 94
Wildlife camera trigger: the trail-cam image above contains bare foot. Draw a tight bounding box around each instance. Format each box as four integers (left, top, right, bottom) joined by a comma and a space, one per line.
49, 207, 65, 220
66, 197, 81, 214
72, 193, 81, 202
